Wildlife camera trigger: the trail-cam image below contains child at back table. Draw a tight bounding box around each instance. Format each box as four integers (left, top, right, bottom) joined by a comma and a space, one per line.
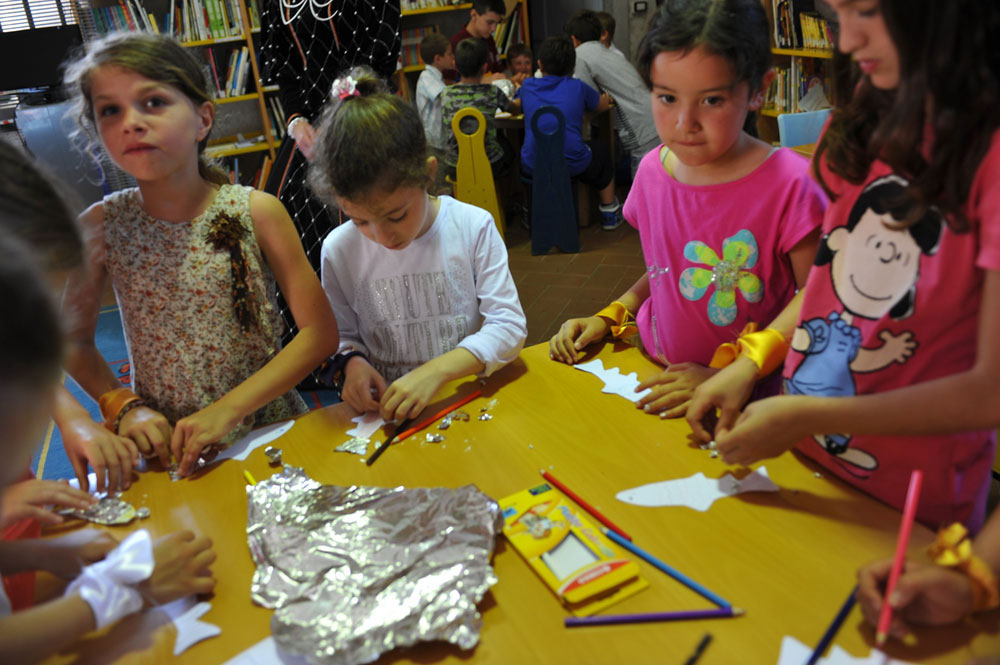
550, 0, 825, 419
310, 68, 527, 422
415, 33, 454, 153
688, 0, 1000, 534
62, 33, 339, 477
515, 35, 623, 231
440, 38, 521, 178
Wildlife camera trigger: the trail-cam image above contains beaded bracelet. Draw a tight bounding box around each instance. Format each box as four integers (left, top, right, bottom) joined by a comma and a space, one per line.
111, 398, 147, 435
98, 387, 145, 433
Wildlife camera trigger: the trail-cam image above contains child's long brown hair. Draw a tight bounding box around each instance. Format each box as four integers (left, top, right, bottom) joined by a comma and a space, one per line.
814, 0, 1000, 231
64, 32, 228, 186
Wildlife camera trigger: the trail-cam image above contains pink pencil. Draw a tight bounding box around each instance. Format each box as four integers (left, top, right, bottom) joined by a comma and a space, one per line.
876, 469, 923, 646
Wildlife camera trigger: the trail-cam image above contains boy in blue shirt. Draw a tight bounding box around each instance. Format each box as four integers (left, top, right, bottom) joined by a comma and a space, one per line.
516, 36, 623, 230
415, 33, 454, 152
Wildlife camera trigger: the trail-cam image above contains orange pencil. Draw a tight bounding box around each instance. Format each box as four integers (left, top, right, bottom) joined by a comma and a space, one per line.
540, 469, 632, 541
876, 469, 923, 646
394, 389, 483, 441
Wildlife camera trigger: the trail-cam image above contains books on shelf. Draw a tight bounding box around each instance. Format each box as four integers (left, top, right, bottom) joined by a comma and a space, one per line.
494, 1, 524, 56
401, 0, 466, 10
399, 26, 438, 68
771, 0, 832, 51
200, 45, 251, 97
86, 0, 247, 43
764, 55, 831, 114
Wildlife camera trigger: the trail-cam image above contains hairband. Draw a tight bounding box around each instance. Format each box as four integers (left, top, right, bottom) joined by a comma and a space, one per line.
332, 76, 360, 101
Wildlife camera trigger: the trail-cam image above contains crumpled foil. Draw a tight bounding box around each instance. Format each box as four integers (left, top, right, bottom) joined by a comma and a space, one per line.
335, 437, 370, 455
246, 466, 502, 665
60, 496, 137, 525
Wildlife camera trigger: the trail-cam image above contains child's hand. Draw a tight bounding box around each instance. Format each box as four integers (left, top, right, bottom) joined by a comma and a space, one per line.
857, 558, 974, 641
341, 356, 387, 414
714, 395, 809, 465
61, 414, 139, 492
43, 530, 120, 579
685, 356, 760, 442
172, 402, 243, 477
137, 531, 216, 605
380, 365, 445, 422
549, 316, 611, 364
636, 362, 717, 419
510, 72, 528, 86
0, 480, 97, 529
118, 406, 173, 467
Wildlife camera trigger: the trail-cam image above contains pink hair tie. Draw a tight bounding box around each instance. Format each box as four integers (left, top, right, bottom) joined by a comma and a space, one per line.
332, 76, 359, 101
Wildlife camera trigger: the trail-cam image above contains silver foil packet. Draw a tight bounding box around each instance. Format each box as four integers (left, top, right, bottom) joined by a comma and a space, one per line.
246, 467, 501, 665
60, 496, 137, 525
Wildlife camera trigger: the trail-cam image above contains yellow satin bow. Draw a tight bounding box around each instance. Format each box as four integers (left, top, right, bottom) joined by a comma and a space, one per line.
594, 301, 638, 339
928, 523, 1000, 612
708, 323, 790, 377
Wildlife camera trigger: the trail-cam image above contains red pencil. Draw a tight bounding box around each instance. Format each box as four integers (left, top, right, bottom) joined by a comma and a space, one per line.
876, 469, 923, 646
394, 389, 483, 442
540, 469, 632, 541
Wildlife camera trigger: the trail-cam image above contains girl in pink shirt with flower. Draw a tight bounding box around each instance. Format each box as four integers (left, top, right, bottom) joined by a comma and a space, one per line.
550, 0, 825, 419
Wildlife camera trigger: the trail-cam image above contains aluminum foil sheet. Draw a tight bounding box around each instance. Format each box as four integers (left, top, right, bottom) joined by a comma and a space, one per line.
246, 466, 502, 665
60, 496, 137, 525
335, 437, 370, 455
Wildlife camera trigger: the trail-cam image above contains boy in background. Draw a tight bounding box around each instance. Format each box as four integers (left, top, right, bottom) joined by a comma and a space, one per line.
566, 10, 660, 171
441, 38, 521, 178
516, 36, 623, 231
506, 43, 534, 86
449, 0, 507, 81
595, 11, 625, 57
416, 33, 454, 152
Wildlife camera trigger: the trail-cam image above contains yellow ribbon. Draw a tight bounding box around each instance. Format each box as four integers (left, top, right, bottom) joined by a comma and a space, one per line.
594, 301, 638, 339
928, 523, 1000, 613
708, 323, 790, 377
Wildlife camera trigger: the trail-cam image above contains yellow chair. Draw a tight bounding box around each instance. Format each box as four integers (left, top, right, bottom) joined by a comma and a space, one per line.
448, 106, 505, 239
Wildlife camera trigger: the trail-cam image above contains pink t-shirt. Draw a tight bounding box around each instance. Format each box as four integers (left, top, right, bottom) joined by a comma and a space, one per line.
785, 129, 1000, 532
623, 147, 825, 366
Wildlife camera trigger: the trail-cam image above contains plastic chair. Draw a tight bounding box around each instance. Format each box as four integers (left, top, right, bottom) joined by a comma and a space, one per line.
777, 108, 831, 148
522, 105, 580, 255
449, 107, 505, 240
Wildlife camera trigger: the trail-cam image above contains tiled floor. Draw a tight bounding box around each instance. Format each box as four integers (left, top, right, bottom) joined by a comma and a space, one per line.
501, 218, 645, 347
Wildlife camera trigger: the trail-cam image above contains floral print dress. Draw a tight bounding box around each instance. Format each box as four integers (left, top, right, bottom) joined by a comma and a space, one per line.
103, 184, 307, 445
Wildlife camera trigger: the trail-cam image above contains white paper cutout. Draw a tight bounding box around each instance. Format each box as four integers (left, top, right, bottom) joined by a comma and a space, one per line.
574, 358, 651, 403
346, 412, 385, 439
161, 597, 221, 655
617, 467, 780, 511
219, 636, 312, 665
776, 635, 916, 665
212, 420, 296, 464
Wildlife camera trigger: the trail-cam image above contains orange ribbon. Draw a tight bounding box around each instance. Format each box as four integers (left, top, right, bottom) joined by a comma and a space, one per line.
709, 323, 790, 377
928, 523, 1000, 613
594, 301, 638, 339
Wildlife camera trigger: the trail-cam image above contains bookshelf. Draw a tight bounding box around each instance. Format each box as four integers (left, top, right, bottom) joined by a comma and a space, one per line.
759, 0, 834, 145
70, 0, 281, 187
397, 0, 530, 100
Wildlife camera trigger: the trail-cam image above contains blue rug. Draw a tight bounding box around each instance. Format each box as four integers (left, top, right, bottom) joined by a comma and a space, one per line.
32, 305, 340, 480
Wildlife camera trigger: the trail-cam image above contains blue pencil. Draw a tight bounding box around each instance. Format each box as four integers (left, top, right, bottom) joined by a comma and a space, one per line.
601, 527, 732, 609
805, 585, 858, 665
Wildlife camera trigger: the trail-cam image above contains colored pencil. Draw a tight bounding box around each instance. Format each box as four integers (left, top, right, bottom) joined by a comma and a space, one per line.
806, 585, 857, 665
540, 469, 632, 541
365, 417, 413, 467
565, 607, 742, 627
243, 469, 257, 485
876, 469, 923, 646
601, 527, 732, 609
393, 389, 484, 442
684, 633, 713, 665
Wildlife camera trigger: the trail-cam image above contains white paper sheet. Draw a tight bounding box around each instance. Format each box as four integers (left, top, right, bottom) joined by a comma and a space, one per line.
776, 635, 916, 665
346, 412, 386, 439
574, 358, 651, 403
616, 467, 780, 511
211, 420, 296, 463
160, 597, 221, 655
220, 636, 312, 665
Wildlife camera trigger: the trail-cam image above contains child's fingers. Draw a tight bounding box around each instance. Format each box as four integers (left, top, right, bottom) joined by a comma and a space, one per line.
658, 399, 691, 420
70, 455, 91, 493
24, 505, 65, 526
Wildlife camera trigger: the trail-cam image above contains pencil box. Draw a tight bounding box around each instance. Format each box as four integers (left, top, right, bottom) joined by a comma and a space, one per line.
499, 482, 648, 616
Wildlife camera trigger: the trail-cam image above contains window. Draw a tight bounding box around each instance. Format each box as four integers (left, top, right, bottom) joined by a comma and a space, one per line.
0, 0, 77, 32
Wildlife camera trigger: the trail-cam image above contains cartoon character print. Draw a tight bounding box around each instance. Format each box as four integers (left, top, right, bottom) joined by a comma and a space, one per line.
785, 175, 944, 475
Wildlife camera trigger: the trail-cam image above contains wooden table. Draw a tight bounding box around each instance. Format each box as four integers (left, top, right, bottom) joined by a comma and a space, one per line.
40, 343, 999, 665
791, 143, 816, 158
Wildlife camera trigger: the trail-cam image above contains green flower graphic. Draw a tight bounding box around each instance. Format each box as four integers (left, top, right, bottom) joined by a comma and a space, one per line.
678, 230, 762, 326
